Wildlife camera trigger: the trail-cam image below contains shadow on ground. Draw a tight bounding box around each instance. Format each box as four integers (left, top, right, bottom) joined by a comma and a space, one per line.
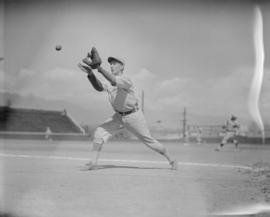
80, 164, 170, 171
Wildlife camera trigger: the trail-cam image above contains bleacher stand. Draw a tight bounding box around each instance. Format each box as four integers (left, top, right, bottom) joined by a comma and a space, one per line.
0, 106, 88, 140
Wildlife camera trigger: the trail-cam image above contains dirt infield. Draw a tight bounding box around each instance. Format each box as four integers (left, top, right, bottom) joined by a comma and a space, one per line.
0, 139, 269, 217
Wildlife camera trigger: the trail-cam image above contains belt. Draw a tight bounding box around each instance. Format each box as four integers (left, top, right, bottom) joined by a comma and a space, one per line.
117, 107, 138, 116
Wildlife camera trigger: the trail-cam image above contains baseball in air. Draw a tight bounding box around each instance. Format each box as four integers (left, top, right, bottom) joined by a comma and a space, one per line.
55, 45, 62, 51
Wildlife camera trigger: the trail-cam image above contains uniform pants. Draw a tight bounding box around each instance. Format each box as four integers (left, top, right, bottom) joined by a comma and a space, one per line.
93, 110, 166, 154
221, 131, 238, 145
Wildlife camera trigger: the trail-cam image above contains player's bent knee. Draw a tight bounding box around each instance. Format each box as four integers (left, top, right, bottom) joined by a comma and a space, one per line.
93, 129, 104, 152
94, 127, 103, 138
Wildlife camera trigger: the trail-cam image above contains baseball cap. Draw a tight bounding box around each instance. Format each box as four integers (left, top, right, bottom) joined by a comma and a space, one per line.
108, 56, 125, 66
231, 115, 237, 120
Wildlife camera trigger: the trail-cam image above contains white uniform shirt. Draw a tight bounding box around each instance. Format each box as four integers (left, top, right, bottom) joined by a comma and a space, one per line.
102, 75, 138, 112
225, 119, 240, 133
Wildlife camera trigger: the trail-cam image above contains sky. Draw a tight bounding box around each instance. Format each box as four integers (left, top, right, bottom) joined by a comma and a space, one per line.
1, 0, 270, 129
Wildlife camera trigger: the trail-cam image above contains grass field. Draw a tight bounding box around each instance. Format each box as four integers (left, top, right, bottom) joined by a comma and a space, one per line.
0, 139, 270, 217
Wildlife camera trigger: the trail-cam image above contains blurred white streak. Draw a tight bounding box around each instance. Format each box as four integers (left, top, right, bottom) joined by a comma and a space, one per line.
248, 6, 265, 144
211, 203, 270, 215
0, 158, 3, 211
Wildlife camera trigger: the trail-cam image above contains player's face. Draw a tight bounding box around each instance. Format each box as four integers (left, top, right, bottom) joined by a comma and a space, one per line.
110, 61, 124, 76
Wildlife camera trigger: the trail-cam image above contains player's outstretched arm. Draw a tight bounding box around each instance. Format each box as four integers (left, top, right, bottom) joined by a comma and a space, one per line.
96, 66, 116, 86
87, 73, 104, 92
78, 63, 104, 92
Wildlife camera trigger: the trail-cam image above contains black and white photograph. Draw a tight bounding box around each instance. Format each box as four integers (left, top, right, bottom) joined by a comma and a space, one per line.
0, 0, 270, 216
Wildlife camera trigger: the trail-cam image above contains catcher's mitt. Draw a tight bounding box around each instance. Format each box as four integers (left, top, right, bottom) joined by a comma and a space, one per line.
82, 47, 102, 69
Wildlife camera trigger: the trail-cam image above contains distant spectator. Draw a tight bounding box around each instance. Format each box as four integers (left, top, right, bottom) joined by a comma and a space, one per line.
45, 126, 52, 141
196, 127, 203, 145
61, 109, 67, 116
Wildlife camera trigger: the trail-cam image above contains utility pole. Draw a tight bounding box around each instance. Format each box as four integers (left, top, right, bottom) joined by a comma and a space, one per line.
182, 107, 187, 140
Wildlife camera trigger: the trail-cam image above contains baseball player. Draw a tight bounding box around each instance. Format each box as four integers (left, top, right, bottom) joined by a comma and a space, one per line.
215, 115, 240, 151
78, 47, 178, 170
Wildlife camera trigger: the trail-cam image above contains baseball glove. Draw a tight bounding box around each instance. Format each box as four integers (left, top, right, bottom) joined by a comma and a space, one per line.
78, 63, 93, 74
233, 124, 240, 129
82, 47, 102, 69
222, 125, 227, 130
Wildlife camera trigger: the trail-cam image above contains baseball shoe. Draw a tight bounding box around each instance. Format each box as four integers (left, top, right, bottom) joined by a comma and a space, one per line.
83, 161, 97, 170
170, 160, 178, 170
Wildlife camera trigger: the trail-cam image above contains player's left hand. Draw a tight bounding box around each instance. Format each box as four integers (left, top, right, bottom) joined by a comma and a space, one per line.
78, 63, 93, 75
